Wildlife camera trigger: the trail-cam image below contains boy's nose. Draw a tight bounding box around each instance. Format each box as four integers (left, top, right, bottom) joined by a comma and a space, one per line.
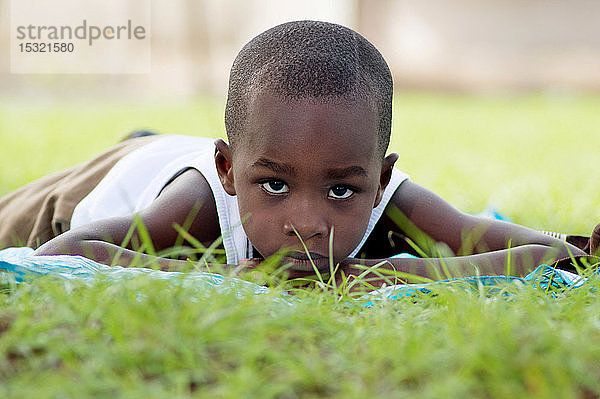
283, 209, 329, 241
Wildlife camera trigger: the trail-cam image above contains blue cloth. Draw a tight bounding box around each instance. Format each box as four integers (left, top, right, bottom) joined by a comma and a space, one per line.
0, 247, 593, 305
0, 247, 269, 295
360, 264, 587, 306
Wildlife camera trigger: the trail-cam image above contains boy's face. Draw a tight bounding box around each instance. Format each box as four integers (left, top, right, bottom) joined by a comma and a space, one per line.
216, 91, 396, 271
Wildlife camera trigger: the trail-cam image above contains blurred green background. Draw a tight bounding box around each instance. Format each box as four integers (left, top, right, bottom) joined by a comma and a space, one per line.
1, 93, 599, 236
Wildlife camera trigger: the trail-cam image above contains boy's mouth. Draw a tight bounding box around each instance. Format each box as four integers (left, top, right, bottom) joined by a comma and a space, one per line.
283, 252, 331, 272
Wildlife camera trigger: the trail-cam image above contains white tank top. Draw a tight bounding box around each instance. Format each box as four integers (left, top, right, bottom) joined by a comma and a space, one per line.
71, 135, 409, 264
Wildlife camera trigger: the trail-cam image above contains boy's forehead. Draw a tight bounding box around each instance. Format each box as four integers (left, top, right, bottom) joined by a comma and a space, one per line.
242, 90, 379, 150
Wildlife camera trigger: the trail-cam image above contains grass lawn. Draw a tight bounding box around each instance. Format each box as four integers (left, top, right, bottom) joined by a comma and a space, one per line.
1, 93, 600, 397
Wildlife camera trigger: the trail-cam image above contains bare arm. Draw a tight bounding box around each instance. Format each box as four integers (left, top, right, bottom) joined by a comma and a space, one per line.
346, 180, 588, 284
381, 180, 586, 258
34, 169, 224, 271
342, 244, 575, 284
34, 216, 195, 271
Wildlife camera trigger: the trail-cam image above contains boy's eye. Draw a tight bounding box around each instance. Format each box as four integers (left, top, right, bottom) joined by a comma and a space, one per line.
328, 185, 354, 199
261, 180, 289, 195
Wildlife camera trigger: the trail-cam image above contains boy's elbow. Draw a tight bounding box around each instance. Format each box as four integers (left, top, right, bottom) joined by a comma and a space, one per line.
33, 232, 87, 256
33, 246, 59, 256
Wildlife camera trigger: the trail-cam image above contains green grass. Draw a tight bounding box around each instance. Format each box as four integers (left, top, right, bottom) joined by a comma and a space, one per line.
2, 92, 600, 397
0, 97, 225, 196
2, 275, 600, 398
394, 93, 600, 235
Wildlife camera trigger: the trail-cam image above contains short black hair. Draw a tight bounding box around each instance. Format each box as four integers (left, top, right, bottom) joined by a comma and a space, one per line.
224, 20, 393, 158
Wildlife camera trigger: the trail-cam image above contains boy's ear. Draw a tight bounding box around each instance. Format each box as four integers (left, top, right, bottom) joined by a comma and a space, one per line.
214, 139, 236, 195
373, 152, 398, 208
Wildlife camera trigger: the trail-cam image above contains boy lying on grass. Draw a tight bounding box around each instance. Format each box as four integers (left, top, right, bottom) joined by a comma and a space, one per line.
1, 21, 598, 285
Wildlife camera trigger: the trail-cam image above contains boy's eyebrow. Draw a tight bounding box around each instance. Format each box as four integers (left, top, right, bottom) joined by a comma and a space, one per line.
251, 158, 368, 179
326, 166, 368, 180
252, 158, 296, 175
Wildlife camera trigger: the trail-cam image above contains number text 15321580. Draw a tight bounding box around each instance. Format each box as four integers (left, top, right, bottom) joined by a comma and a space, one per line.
18, 43, 74, 53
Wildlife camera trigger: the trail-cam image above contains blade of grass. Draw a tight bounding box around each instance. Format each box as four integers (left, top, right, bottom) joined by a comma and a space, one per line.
291, 224, 325, 287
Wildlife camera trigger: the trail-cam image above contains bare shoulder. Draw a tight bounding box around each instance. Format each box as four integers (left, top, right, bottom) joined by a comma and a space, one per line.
386, 180, 468, 224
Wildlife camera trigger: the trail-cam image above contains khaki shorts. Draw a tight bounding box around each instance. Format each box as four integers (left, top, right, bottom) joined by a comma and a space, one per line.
0, 136, 158, 249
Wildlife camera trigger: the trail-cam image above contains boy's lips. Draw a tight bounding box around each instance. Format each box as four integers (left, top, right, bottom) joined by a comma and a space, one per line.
283, 252, 331, 272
